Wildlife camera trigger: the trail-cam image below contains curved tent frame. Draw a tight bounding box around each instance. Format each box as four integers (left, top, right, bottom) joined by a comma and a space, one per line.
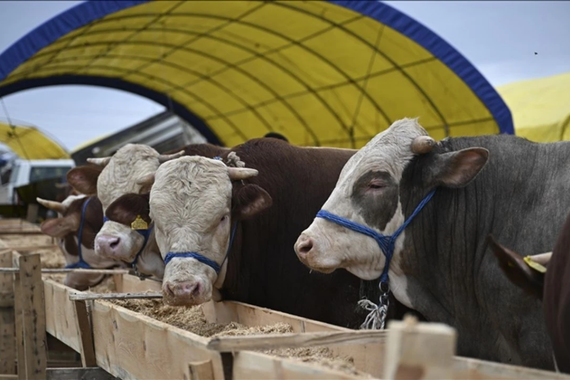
0, 0, 513, 148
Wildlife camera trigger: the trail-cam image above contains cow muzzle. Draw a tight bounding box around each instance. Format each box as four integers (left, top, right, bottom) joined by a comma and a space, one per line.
294, 232, 336, 274
162, 279, 210, 306
95, 234, 122, 258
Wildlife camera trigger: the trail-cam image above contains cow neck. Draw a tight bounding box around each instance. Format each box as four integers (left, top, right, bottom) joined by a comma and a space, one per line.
66, 197, 93, 269
315, 188, 436, 329
102, 215, 154, 278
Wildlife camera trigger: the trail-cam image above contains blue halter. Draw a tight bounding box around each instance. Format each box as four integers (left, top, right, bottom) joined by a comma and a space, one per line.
65, 197, 93, 269
163, 222, 238, 274
102, 215, 154, 274
316, 189, 436, 286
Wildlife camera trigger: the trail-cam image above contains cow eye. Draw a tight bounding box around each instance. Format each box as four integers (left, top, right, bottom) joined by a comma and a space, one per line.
368, 180, 385, 189
220, 215, 228, 223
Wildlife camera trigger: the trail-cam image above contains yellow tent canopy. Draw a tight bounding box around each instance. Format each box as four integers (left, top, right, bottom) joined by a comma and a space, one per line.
0, 1, 513, 148
498, 71, 570, 142
0, 121, 69, 159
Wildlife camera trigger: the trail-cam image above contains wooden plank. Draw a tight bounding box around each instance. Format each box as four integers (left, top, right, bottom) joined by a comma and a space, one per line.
384, 316, 456, 380
45, 367, 115, 380
44, 281, 82, 353
188, 360, 215, 380
453, 357, 570, 380
0, 231, 46, 235
72, 301, 96, 367
13, 273, 24, 380
207, 330, 387, 352
70, 292, 162, 301
0, 268, 129, 274
17, 254, 47, 380
232, 351, 363, 380
91, 300, 225, 380
113, 273, 162, 293
0, 250, 15, 374
0, 245, 58, 252
202, 300, 385, 377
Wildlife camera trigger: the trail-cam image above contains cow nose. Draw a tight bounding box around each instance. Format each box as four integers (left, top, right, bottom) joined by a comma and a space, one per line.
296, 236, 314, 258
165, 281, 201, 298
96, 235, 120, 256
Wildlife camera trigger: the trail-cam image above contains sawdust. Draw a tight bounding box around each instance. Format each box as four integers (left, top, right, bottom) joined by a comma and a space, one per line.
110, 298, 366, 377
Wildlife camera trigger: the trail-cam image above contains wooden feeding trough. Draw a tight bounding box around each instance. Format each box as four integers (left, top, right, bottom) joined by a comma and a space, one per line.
0, 218, 569, 380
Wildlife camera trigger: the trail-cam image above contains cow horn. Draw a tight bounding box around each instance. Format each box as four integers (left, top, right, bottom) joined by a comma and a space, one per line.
36, 197, 67, 213
411, 136, 436, 154
87, 156, 112, 166
158, 150, 184, 163
227, 167, 258, 181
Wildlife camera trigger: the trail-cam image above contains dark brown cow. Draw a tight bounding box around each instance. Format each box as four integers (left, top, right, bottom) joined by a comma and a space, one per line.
147, 138, 421, 328
489, 223, 570, 372
39, 195, 119, 290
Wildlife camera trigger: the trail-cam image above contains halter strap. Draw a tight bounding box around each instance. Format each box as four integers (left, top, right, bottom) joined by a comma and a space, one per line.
164, 222, 238, 274
316, 189, 436, 285
102, 216, 154, 275
65, 197, 92, 269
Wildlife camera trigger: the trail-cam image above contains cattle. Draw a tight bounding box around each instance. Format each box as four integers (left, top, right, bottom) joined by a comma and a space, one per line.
67, 143, 227, 279
293, 117, 570, 369
489, 229, 569, 373
38, 195, 118, 290
146, 137, 420, 328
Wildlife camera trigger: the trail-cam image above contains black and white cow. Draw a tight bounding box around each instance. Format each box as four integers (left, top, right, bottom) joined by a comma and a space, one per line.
294, 117, 568, 370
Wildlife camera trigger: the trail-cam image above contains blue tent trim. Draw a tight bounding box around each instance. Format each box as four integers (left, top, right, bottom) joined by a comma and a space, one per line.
0, 75, 221, 145
330, 0, 514, 135
0, 0, 513, 136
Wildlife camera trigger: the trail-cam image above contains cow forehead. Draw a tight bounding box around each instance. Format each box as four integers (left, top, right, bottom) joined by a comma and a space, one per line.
336, 118, 427, 190
98, 144, 160, 210
151, 157, 231, 220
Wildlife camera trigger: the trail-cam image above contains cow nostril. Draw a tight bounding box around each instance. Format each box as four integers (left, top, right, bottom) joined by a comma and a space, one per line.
297, 238, 314, 256
192, 282, 201, 296
109, 237, 120, 250
164, 283, 175, 297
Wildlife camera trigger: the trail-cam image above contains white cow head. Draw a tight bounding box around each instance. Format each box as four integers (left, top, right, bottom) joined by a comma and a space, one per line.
67, 143, 182, 262
294, 118, 489, 281
149, 155, 271, 306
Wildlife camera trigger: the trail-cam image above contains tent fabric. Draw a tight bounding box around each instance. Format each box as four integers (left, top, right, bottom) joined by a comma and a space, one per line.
0, 0, 513, 149
497, 72, 570, 143
0, 122, 70, 159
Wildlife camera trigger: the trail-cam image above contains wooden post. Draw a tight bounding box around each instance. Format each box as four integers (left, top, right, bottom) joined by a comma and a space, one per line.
0, 251, 15, 374
72, 300, 96, 367
15, 254, 47, 379
383, 315, 457, 380
26, 204, 39, 224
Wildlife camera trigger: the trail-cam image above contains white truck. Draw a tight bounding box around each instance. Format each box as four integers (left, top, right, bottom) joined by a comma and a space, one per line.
0, 158, 75, 205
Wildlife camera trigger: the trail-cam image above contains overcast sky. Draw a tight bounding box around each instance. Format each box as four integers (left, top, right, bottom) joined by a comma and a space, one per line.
0, 1, 568, 151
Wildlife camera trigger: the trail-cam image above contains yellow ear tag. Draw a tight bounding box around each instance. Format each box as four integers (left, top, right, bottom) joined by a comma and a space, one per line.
523, 256, 547, 274
131, 215, 148, 230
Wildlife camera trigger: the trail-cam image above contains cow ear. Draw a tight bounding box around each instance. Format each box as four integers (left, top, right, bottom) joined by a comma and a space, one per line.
40, 216, 79, 238
487, 235, 544, 299
67, 166, 101, 195
106, 193, 151, 225
233, 184, 272, 220
427, 148, 488, 188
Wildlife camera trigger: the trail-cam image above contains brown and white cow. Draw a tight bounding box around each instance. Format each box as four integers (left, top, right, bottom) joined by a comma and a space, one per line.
67, 143, 228, 279
38, 195, 119, 290
489, 230, 569, 373
146, 138, 421, 328
293, 117, 570, 369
